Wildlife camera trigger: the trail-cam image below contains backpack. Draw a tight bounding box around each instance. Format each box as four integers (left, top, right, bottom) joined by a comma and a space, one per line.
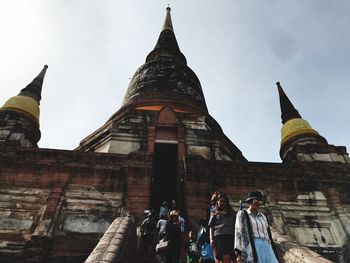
201, 242, 215, 260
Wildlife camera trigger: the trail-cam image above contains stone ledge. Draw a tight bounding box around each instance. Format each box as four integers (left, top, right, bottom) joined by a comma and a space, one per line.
273, 229, 333, 263
85, 216, 136, 263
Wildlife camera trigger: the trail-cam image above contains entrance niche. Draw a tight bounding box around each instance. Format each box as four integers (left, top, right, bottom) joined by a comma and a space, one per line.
149, 106, 184, 214
151, 142, 178, 214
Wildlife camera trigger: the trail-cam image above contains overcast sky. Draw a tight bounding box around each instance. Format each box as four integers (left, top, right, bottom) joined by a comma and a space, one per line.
0, 1, 349, 162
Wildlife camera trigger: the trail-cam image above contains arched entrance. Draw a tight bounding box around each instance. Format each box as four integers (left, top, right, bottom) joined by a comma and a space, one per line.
151, 142, 178, 214
148, 106, 185, 215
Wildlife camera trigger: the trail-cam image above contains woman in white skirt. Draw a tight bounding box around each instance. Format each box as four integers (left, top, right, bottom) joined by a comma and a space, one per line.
234, 190, 279, 263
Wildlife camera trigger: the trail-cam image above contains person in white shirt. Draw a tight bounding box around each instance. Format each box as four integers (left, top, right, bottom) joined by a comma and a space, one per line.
234, 190, 279, 263
157, 214, 168, 240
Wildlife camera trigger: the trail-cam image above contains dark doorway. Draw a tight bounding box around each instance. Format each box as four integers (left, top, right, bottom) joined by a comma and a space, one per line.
151, 143, 178, 214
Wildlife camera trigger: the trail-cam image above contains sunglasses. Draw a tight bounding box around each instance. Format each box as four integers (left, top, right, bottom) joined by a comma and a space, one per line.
251, 198, 264, 205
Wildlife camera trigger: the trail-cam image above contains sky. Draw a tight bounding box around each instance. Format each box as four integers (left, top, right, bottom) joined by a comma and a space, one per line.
0, 1, 349, 163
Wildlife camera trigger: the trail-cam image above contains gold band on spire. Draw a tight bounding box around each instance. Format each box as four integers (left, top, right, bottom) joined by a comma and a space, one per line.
0, 65, 48, 127
281, 118, 319, 146
0, 95, 40, 127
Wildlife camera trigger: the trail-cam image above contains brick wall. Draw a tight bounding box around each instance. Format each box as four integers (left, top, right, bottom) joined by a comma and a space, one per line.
0, 148, 152, 262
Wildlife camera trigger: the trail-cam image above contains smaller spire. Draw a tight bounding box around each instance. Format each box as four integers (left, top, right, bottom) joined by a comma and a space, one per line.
18, 65, 48, 104
162, 6, 173, 32
276, 82, 302, 124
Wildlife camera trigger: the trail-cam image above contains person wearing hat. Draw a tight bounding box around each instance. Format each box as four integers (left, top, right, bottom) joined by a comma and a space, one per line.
234, 190, 279, 263
165, 210, 182, 263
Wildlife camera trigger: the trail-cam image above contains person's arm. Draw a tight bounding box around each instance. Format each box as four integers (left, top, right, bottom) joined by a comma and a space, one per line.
208, 214, 217, 247
140, 218, 147, 233
234, 211, 245, 262
209, 226, 215, 247
208, 214, 216, 247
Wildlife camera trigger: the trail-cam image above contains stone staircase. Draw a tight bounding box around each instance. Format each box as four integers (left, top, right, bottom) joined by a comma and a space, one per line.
85, 216, 137, 263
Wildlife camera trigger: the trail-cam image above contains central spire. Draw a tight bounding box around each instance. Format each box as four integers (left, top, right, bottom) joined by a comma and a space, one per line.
121, 7, 207, 113
145, 7, 186, 64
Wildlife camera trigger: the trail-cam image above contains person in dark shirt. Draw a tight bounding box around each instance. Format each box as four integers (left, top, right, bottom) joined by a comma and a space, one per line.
166, 210, 182, 263
208, 193, 236, 263
140, 212, 156, 256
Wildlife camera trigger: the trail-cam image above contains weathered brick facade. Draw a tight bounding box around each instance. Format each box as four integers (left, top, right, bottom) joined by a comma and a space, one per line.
0, 147, 152, 262
0, 7, 349, 263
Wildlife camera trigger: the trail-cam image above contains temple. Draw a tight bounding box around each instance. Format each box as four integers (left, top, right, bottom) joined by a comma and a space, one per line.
0, 8, 349, 263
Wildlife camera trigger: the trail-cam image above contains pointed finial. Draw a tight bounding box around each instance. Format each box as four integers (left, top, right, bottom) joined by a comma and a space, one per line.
276, 81, 302, 124
18, 65, 48, 104
163, 6, 173, 31
145, 6, 186, 64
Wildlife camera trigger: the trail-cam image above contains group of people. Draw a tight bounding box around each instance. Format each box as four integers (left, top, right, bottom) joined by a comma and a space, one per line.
207, 190, 279, 263
140, 200, 186, 263
140, 190, 279, 263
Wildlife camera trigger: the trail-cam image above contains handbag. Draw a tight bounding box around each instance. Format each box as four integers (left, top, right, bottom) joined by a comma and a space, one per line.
156, 238, 170, 253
